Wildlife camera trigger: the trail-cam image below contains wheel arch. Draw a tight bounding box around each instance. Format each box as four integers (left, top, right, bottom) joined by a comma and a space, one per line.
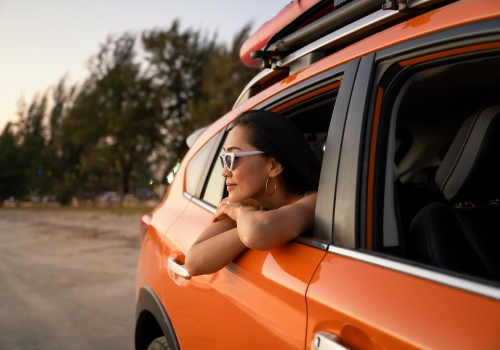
135, 286, 180, 350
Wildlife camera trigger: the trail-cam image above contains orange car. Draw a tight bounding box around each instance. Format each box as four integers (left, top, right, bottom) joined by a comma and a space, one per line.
135, 0, 500, 349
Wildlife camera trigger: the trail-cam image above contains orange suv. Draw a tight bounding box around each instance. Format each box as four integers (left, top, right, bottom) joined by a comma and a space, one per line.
135, 0, 500, 349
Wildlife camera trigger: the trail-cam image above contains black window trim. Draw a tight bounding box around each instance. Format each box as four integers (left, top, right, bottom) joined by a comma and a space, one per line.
330, 54, 375, 249
327, 15, 500, 298
313, 60, 360, 244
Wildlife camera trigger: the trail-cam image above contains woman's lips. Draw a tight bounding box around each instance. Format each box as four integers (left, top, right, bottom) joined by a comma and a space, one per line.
226, 183, 237, 191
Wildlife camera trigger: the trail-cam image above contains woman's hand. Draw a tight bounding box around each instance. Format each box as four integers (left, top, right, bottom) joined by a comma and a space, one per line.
210, 197, 260, 223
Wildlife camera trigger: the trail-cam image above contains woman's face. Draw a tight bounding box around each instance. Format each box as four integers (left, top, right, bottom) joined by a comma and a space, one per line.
222, 126, 270, 203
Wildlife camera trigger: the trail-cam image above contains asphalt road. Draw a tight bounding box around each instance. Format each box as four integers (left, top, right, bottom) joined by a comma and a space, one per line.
0, 208, 143, 350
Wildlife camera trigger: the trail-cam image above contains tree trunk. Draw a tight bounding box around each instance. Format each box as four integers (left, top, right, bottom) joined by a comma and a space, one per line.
118, 169, 130, 204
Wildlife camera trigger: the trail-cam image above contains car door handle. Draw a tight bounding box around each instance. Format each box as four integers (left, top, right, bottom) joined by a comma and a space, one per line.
167, 257, 191, 279
313, 332, 349, 350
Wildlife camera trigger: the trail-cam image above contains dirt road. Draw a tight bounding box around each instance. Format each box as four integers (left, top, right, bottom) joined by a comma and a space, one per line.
0, 208, 145, 350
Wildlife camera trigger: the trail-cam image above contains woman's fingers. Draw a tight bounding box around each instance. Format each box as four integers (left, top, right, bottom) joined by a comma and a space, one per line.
211, 198, 232, 222
211, 206, 226, 222
211, 200, 243, 222
211, 198, 262, 222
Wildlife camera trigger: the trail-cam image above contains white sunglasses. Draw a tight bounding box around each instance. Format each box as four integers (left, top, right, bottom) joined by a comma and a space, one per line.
219, 151, 265, 171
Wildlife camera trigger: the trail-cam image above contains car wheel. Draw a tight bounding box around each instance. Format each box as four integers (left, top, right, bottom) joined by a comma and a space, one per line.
146, 336, 170, 350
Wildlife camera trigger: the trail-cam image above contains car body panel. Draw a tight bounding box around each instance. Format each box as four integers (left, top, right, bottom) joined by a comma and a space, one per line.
136, 229, 165, 302
306, 251, 500, 349
158, 200, 327, 349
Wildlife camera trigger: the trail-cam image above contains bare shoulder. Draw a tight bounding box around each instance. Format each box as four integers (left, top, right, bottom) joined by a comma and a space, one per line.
294, 192, 318, 206
279, 191, 317, 214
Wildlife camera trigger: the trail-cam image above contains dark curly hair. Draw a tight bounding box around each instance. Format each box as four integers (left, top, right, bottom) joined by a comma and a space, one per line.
231, 110, 321, 195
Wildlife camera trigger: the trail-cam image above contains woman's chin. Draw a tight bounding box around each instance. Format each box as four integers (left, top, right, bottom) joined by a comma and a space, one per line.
228, 194, 244, 203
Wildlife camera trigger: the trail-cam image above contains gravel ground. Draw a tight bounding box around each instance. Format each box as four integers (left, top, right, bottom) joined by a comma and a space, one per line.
0, 208, 147, 350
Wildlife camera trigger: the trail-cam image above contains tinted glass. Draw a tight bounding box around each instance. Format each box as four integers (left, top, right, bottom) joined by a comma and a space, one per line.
185, 136, 217, 195
202, 156, 225, 206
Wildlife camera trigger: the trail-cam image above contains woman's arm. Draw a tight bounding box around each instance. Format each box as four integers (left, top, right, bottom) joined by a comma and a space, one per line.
186, 193, 317, 275
185, 215, 246, 276
237, 193, 317, 251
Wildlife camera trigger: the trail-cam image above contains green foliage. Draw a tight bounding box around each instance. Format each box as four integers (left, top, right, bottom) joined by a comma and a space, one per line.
142, 21, 217, 171
0, 21, 257, 204
16, 94, 50, 196
66, 33, 164, 198
189, 25, 255, 128
0, 123, 25, 201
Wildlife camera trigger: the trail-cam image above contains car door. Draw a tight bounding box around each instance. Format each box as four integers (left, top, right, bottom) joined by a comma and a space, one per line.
156, 61, 358, 349
306, 18, 500, 350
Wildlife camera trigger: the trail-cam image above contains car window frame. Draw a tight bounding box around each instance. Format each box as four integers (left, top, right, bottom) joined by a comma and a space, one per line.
254, 62, 356, 245
326, 16, 500, 301
199, 131, 229, 207
183, 129, 226, 210
185, 62, 355, 249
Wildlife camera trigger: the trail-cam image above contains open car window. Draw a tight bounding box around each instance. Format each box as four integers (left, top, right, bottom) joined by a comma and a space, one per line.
373, 49, 500, 284
196, 82, 341, 212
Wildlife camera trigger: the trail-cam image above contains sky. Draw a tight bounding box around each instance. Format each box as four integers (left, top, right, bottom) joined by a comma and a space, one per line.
0, 0, 291, 131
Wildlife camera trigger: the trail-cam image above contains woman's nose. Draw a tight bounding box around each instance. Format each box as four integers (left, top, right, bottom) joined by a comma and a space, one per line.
221, 165, 231, 177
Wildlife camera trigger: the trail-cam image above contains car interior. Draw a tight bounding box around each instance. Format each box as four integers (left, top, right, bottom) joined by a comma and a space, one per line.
281, 90, 337, 163
381, 53, 500, 282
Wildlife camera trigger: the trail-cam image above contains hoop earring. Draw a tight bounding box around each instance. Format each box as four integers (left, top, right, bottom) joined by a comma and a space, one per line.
266, 177, 276, 195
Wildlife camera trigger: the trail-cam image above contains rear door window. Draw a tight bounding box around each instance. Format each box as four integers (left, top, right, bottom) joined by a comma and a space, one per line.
372, 47, 500, 282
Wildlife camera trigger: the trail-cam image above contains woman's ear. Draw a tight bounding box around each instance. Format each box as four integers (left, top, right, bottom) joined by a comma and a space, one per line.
268, 158, 284, 177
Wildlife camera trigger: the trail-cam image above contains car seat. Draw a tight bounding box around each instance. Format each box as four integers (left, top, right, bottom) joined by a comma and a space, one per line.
408, 105, 500, 281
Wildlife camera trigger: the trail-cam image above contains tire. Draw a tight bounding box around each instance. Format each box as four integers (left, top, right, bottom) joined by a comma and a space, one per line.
146, 336, 170, 350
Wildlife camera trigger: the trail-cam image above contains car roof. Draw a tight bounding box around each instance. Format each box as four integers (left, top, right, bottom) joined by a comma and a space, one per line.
234, 0, 481, 109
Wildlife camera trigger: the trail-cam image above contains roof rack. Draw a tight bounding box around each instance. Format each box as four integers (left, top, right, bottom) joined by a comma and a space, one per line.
234, 0, 450, 109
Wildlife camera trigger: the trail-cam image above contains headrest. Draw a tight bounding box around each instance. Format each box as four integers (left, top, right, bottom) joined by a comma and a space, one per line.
435, 105, 500, 203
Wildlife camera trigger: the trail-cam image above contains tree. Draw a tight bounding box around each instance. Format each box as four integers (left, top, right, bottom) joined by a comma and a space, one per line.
44, 77, 79, 204
0, 123, 25, 202
142, 21, 216, 174
15, 94, 48, 197
0, 21, 261, 204
65, 33, 164, 199
188, 24, 256, 128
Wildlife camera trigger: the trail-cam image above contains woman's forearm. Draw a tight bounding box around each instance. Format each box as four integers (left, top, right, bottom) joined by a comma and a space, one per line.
236, 200, 314, 251
236, 208, 278, 250
185, 228, 247, 276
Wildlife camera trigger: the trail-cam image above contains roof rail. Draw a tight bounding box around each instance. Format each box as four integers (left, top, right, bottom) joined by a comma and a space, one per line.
233, 0, 452, 108
276, 8, 403, 68
266, 0, 386, 54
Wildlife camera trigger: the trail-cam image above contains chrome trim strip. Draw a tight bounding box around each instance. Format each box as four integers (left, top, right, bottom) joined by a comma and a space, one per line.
232, 68, 275, 109
328, 245, 500, 300
183, 191, 193, 200
191, 195, 216, 214
277, 10, 401, 69
294, 236, 329, 250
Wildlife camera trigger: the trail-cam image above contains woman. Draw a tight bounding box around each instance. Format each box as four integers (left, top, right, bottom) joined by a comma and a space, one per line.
185, 110, 321, 276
